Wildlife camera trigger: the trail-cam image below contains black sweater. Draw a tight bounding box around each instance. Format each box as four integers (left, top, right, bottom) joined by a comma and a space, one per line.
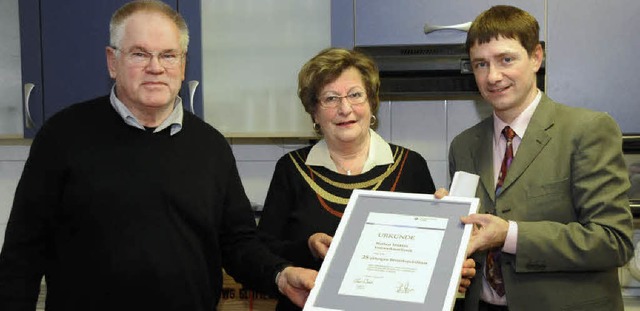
257, 144, 436, 311
0, 96, 287, 311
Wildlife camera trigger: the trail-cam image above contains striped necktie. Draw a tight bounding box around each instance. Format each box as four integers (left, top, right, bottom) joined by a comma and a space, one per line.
486, 125, 516, 297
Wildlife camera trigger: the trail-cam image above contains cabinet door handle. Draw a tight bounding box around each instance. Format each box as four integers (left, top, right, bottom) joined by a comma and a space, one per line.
23, 83, 36, 129
424, 22, 472, 34
188, 80, 200, 113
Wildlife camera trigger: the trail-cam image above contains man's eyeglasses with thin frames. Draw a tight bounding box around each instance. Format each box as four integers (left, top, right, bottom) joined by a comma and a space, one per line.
112, 46, 185, 68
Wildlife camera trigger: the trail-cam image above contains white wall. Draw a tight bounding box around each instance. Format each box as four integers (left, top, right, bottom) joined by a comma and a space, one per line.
0, 146, 29, 249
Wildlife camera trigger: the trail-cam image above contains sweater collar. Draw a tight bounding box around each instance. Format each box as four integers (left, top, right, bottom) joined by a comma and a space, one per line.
109, 85, 184, 136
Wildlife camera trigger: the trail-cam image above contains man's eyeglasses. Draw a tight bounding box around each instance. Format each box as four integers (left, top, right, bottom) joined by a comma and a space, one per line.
319, 91, 367, 109
112, 47, 185, 68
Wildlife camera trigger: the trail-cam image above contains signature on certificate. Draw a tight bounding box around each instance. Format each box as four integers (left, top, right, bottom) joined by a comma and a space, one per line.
396, 281, 414, 294
354, 277, 374, 285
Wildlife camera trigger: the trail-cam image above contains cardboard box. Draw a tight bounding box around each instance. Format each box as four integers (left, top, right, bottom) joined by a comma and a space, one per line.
218, 270, 278, 311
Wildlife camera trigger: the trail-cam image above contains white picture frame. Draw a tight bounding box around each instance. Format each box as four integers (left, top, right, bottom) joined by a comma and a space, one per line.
304, 189, 479, 311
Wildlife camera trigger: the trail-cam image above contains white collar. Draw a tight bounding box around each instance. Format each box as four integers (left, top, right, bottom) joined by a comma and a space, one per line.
493, 89, 541, 141
306, 129, 394, 174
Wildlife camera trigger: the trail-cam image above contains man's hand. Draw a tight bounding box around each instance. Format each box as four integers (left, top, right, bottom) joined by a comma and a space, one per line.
308, 233, 333, 259
461, 214, 509, 256
458, 258, 476, 293
276, 266, 318, 307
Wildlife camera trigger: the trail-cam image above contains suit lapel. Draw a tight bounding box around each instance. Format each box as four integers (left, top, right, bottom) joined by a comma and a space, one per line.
501, 95, 555, 191
472, 119, 496, 203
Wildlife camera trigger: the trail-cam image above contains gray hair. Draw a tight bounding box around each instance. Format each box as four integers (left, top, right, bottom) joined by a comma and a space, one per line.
109, 0, 189, 52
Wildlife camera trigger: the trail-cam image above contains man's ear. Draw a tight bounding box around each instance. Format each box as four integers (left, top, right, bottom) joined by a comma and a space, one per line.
106, 46, 118, 79
531, 43, 544, 73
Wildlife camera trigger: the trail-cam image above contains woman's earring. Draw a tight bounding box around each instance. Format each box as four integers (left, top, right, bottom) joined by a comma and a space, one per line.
370, 115, 377, 127
313, 122, 321, 133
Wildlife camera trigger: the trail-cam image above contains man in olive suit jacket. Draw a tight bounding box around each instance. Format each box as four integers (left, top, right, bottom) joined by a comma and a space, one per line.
448, 5, 633, 310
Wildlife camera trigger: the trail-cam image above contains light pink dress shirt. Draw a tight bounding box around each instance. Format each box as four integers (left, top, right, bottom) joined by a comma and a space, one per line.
480, 90, 542, 305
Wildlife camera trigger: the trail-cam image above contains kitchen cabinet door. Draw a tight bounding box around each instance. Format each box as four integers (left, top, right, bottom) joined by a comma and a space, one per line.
176, 1, 203, 118
179, 0, 329, 138
546, 0, 640, 133
18, 0, 196, 138
17, 0, 42, 138
352, 0, 544, 46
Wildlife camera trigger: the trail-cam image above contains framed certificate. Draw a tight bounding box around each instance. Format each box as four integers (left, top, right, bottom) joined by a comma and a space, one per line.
304, 189, 479, 311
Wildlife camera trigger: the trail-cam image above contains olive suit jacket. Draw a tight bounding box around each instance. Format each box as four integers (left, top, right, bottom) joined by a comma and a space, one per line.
449, 94, 634, 311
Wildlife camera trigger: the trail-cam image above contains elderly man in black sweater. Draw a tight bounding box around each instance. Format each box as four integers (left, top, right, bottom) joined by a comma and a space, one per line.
0, 1, 316, 310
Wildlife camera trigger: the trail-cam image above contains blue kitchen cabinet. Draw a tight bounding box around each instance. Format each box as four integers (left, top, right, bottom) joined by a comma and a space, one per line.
18, 0, 201, 138
176, 1, 203, 119
342, 0, 544, 47
546, 0, 640, 133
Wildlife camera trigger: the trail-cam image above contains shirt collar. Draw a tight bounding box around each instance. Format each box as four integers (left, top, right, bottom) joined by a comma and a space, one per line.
109, 85, 184, 135
306, 129, 394, 173
493, 89, 541, 141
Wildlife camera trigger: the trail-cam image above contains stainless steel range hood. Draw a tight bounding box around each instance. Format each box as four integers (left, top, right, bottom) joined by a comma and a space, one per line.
355, 43, 545, 99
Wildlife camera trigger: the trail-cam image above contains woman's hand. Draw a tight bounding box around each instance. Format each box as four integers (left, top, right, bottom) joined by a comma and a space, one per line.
308, 233, 333, 259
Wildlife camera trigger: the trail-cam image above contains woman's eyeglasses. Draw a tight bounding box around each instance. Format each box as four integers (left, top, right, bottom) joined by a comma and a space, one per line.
319, 91, 367, 109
